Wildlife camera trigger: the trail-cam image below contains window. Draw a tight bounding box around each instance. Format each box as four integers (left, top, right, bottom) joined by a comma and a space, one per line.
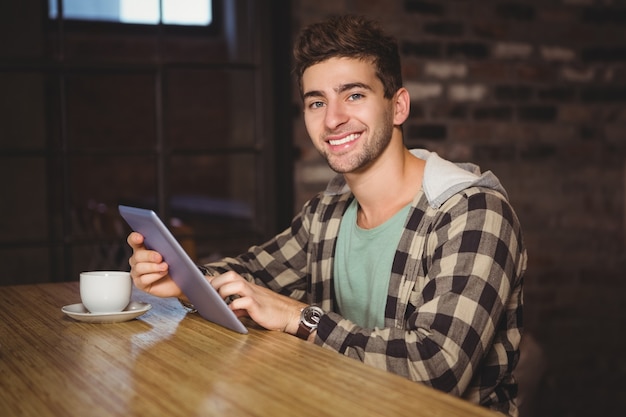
48, 0, 213, 26
1, 0, 287, 285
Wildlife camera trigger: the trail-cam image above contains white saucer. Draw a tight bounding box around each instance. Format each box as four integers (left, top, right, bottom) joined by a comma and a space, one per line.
62, 301, 152, 323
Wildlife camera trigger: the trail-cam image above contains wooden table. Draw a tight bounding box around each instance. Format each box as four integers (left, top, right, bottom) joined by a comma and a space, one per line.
0, 282, 500, 417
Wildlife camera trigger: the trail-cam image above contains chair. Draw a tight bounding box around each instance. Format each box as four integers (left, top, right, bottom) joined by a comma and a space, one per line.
514, 332, 547, 417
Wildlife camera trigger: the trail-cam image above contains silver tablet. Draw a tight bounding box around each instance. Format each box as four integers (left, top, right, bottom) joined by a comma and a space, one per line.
118, 205, 248, 334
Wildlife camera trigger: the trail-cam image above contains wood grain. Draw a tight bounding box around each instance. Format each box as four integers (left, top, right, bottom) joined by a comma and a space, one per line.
0, 282, 500, 417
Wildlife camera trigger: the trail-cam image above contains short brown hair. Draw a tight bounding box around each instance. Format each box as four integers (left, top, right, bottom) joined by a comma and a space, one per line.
293, 15, 403, 99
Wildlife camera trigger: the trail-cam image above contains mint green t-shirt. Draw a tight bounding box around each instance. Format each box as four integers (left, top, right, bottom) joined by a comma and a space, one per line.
333, 198, 412, 329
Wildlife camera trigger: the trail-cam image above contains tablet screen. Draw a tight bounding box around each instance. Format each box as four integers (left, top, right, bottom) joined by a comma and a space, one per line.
119, 205, 248, 334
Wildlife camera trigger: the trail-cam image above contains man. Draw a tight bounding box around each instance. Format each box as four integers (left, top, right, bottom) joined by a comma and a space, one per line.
128, 15, 526, 416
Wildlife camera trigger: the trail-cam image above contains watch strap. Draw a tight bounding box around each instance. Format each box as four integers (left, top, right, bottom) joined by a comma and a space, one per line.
296, 320, 313, 340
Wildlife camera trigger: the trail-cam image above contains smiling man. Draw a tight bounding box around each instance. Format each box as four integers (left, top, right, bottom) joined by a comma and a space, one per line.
128, 15, 527, 416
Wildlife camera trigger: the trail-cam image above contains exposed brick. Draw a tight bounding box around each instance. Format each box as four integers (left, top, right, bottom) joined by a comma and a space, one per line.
447, 104, 468, 119
605, 125, 626, 146
402, 61, 422, 79
404, 0, 445, 15
562, 0, 593, 5
431, 103, 468, 119
495, 2, 536, 20
537, 5, 579, 23
407, 104, 425, 119
581, 47, 626, 62
533, 124, 579, 143
579, 125, 597, 140
407, 123, 447, 140
581, 87, 626, 102
603, 67, 618, 83
559, 104, 596, 123
423, 21, 464, 37
449, 123, 496, 142
442, 143, 473, 161
517, 63, 560, 83
404, 81, 443, 100
423, 61, 467, 78
520, 143, 557, 159
518, 105, 558, 122
469, 62, 514, 81
472, 21, 509, 39
561, 141, 602, 161
614, 107, 626, 123
581, 7, 626, 25
474, 144, 516, 160
448, 84, 488, 101
494, 85, 533, 101
473, 106, 513, 121
540, 46, 576, 62
538, 87, 576, 101
401, 41, 442, 58
447, 42, 489, 59
493, 42, 533, 60
561, 67, 595, 83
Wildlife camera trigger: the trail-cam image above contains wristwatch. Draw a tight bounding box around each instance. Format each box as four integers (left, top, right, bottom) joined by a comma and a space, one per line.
296, 305, 324, 340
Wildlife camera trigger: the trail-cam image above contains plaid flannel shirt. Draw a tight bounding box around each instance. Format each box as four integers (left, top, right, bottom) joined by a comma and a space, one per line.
205, 169, 526, 416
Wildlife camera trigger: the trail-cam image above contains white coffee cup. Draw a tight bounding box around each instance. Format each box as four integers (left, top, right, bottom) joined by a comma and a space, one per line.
80, 271, 132, 313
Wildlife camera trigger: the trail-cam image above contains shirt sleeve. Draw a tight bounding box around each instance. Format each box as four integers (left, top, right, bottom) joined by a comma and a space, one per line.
314, 188, 526, 398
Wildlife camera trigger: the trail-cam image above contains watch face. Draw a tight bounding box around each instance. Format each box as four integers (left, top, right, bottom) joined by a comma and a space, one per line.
302, 306, 323, 327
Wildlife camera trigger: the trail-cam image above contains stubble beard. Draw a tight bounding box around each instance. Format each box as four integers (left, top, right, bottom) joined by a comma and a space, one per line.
322, 111, 394, 174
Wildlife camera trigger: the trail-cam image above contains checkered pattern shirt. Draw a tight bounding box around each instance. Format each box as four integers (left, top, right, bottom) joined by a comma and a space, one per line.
205, 182, 526, 416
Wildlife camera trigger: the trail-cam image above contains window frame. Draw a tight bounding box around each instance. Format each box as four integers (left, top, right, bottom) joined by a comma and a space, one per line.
46, 0, 222, 36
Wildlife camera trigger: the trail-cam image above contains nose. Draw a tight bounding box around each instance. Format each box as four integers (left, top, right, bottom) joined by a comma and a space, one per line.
324, 100, 348, 130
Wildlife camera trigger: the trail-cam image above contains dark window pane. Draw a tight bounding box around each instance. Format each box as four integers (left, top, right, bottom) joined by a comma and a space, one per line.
0, 248, 50, 286
0, 157, 48, 242
66, 73, 157, 150
68, 155, 157, 239
70, 243, 131, 277
168, 153, 255, 238
0, 73, 47, 151
165, 69, 256, 149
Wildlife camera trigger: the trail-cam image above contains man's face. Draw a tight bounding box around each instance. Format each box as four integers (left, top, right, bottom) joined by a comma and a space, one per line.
301, 57, 395, 174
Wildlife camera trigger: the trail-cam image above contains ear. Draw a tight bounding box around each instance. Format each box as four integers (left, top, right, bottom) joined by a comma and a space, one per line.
392, 87, 410, 125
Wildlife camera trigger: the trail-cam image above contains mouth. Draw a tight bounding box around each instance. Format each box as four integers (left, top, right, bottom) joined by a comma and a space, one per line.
327, 132, 361, 147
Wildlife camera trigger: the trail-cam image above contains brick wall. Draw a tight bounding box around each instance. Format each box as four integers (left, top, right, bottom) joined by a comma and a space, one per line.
291, 1, 626, 416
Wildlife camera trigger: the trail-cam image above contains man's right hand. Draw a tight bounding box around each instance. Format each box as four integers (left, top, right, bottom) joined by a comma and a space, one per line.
127, 231, 183, 298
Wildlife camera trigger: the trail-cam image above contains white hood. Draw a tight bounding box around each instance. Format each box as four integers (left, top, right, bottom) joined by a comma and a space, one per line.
323, 149, 509, 209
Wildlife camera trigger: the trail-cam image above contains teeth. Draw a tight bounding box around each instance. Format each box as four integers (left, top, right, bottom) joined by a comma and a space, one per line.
329, 133, 359, 146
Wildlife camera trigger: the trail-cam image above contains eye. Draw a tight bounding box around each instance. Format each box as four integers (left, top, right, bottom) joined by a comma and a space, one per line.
348, 93, 364, 101
308, 101, 325, 109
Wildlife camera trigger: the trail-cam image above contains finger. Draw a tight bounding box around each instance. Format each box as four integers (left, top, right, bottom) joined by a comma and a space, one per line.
230, 307, 250, 319
210, 270, 243, 289
127, 233, 164, 262
127, 232, 144, 249
131, 267, 169, 290
228, 294, 255, 312
129, 259, 168, 282
128, 252, 163, 275
133, 258, 168, 274
216, 280, 249, 301
131, 248, 164, 264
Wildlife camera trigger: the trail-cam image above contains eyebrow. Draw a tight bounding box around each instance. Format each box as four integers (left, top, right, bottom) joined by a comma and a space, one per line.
303, 82, 373, 100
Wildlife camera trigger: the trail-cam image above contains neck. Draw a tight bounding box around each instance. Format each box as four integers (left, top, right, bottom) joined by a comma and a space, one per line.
344, 145, 424, 229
